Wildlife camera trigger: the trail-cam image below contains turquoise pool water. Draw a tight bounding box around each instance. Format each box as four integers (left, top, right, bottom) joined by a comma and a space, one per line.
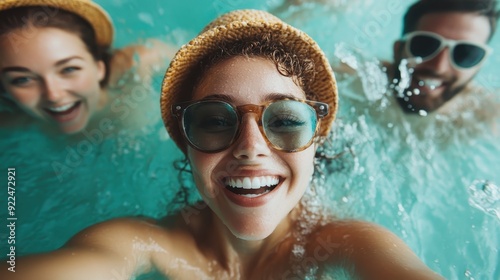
0, 0, 499, 279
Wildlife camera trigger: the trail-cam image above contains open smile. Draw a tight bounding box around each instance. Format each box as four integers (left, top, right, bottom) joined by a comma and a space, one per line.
44, 101, 82, 123
417, 78, 444, 90
222, 176, 282, 207
224, 176, 280, 198
410, 73, 451, 96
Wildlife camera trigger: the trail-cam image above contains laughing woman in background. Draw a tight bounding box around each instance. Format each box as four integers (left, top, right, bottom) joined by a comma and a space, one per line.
0, 0, 175, 134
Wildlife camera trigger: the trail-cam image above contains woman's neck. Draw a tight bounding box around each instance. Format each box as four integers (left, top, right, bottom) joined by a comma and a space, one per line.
197, 205, 300, 276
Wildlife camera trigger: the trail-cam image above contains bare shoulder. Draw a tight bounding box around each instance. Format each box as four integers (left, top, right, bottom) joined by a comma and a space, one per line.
311, 220, 419, 255
306, 220, 444, 280
68, 216, 163, 246
108, 39, 177, 86
69, 216, 191, 263
439, 83, 500, 125
74, 209, 213, 267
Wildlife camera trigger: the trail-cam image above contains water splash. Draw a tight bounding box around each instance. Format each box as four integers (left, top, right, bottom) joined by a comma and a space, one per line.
288, 180, 328, 279
468, 180, 500, 221
333, 43, 388, 103
464, 269, 475, 280
390, 57, 422, 99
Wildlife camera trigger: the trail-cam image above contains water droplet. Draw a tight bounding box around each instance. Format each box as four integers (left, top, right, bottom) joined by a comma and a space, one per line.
464, 270, 475, 280
468, 180, 500, 220
418, 110, 428, 116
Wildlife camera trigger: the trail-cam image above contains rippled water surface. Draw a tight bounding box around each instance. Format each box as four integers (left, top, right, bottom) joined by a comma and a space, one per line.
1, 0, 499, 279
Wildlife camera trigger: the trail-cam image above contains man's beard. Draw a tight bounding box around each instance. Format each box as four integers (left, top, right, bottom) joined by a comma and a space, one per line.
391, 62, 470, 115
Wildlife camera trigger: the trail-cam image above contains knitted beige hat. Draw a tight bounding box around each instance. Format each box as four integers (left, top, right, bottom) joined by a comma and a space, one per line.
0, 0, 113, 47
161, 9, 338, 153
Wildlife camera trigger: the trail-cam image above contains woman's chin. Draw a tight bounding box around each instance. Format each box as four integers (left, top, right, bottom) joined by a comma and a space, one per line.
226, 219, 278, 241
231, 229, 274, 241
57, 119, 89, 135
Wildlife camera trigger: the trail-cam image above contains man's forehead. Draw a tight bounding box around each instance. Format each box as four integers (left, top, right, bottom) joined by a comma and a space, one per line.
416, 11, 491, 42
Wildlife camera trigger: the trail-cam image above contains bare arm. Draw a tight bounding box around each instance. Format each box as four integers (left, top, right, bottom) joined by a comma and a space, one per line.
108, 39, 178, 86
0, 218, 157, 280
311, 220, 444, 280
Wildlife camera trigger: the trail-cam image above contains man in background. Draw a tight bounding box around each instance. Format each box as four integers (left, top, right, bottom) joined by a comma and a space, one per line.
388, 0, 499, 115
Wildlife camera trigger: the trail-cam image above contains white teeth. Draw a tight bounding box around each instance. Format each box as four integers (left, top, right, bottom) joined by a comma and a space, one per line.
243, 177, 252, 189
418, 78, 442, 89
46, 102, 75, 112
240, 191, 270, 198
226, 176, 279, 189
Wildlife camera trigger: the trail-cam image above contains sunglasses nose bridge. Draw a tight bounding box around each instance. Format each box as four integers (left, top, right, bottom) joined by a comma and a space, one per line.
237, 104, 262, 114
232, 104, 271, 158
422, 48, 454, 73
236, 104, 264, 125
440, 38, 457, 59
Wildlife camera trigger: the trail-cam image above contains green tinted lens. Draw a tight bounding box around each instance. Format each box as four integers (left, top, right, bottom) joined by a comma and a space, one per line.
183, 102, 238, 151
262, 100, 318, 151
453, 43, 487, 68
409, 34, 441, 59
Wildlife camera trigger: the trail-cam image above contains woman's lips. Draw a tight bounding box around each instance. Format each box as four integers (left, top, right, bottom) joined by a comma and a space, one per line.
222, 176, 282, 207
44, 101, 82, 123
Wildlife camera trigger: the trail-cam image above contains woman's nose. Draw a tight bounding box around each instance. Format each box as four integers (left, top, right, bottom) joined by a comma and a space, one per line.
232, 114, 271, 160
42, 77, 65, 102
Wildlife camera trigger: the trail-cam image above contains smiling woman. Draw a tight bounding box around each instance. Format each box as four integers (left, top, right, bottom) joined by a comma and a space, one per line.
0, 0, 176, 135
0, 9, 444, 280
